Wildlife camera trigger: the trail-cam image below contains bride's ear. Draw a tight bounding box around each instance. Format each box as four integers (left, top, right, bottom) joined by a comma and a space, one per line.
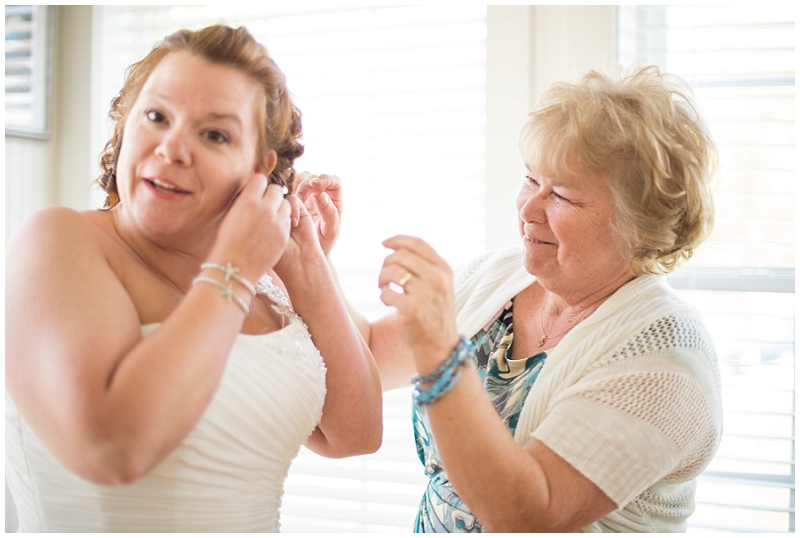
259, 150, 278, 177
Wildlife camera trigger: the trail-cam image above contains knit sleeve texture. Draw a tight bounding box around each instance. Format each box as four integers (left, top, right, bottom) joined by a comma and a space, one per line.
533, 313, 722, 509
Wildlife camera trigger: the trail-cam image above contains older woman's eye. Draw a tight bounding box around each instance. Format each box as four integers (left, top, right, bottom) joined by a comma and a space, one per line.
525, 175, 539, 186
553, 191, 572, 204
204, 130, 229, 144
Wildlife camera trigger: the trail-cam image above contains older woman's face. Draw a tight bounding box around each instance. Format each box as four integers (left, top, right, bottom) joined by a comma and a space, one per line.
516, 166, 632, 296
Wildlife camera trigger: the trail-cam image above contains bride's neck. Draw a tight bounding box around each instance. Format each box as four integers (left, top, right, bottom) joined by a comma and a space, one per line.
109, 207, 214, 293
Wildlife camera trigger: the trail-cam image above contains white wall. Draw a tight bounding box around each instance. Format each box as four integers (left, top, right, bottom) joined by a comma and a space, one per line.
52, 6, 95, 211
484, 5, 616, 249
4, 6, 95, 244
4, 6, 94, 531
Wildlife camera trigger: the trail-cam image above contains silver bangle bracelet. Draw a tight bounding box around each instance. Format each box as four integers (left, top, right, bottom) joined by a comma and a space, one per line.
192, 276, 250, 315
200, 262, 256, 297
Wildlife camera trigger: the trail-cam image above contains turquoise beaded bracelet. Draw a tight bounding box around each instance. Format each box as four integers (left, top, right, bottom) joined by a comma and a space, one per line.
412, 335, 474, 406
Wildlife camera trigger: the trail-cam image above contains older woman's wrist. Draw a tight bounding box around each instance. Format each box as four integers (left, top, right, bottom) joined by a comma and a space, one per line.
412, 333, 462, 379
412, 335, 473, 406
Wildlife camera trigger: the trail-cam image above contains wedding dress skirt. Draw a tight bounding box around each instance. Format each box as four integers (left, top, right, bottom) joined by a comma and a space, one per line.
6, 314, 326, 532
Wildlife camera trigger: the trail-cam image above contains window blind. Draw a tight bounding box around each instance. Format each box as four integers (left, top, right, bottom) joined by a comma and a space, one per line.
619, 5, 795, 532
4, 6, 35, 123
4, 4, 51, 137
96, 5, 486, 532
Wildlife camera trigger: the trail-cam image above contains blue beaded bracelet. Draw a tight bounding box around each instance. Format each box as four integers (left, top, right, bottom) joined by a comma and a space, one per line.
411, 342, 462, 385
412, 335, 474, 407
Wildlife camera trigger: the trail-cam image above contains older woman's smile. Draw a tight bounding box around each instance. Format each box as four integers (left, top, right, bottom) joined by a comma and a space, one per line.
522, 222, 557, 247
522, 230, 558, 247
523, 233, 556, 246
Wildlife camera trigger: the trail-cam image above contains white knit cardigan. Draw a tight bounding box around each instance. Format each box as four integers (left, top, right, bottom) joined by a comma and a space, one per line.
453, 246, 723, 532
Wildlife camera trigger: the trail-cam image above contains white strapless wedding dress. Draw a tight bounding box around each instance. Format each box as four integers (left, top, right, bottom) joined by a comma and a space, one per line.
5, 303, 326, 532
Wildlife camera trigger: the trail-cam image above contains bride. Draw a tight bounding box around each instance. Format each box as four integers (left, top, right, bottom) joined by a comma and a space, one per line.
5, 24, 382, 532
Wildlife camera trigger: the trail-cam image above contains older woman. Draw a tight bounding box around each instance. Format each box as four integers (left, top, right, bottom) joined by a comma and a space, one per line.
304, 66, 723, 532
5, 25, 381, 532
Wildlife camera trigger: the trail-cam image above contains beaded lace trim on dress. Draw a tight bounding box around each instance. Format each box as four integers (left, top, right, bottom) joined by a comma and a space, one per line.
255, 275, 296, 321
256, 275, 290, 307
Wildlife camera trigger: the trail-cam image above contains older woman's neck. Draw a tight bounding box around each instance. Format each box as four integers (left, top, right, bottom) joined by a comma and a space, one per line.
542, 270, 636, 315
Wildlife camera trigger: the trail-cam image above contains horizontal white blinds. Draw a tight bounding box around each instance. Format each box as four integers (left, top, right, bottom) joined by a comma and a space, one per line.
619, 5, 795, 533
620, 5, 795, 270
4, 5, 50, 137
96, 4, 487, 314
4, 6, 35, 124
281, 388, 426, 532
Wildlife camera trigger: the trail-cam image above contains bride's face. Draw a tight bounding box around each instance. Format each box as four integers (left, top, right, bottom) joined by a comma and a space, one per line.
115, 51, 263, 242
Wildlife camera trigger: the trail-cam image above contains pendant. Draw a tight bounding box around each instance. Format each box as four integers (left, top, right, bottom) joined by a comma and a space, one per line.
538, 334, 547, 347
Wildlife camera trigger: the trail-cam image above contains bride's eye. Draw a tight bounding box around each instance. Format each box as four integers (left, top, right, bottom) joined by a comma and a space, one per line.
146, 110, 166, 123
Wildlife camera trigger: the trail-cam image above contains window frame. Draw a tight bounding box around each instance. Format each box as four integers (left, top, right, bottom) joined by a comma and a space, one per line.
619, 4, 796, 532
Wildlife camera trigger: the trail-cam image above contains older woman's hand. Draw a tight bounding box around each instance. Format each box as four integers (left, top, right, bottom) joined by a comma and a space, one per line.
294, 172, 343, 257
379, 235, 461, 376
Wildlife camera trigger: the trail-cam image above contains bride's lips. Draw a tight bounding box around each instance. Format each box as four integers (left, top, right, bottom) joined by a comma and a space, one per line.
143, 177, 191, 196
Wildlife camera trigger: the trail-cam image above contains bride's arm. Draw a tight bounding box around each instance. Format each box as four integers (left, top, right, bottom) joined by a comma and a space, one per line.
294, 174, 417, 391
275, 198, 382, 457
5, 179, 290, 484
5, 209, 249, 483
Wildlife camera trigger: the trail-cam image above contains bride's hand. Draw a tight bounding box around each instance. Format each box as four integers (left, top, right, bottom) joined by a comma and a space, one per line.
294, 172, 343, 257
211, 173, 291, 283
274, 195, 326, 282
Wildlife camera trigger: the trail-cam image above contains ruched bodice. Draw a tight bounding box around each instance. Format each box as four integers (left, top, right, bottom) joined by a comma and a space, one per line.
5, 314, 326, 532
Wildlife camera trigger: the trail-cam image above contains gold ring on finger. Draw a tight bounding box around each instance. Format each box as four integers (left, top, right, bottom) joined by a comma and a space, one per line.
398, 272, 413, 287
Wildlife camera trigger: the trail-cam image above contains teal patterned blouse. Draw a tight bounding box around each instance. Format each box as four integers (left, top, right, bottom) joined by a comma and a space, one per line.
413, 300, 547, 532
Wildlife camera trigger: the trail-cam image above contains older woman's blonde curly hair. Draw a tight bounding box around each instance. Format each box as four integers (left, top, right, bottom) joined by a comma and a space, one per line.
520, 65, 717, 275
96, 24, 304, 208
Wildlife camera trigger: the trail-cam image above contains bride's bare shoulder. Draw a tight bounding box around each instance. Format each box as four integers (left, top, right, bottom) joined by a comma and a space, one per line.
6, 207, 118, 270
9, 206, 110, 244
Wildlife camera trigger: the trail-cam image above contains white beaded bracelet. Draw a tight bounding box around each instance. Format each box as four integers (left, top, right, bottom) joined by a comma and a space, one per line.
200, 262, 256, 297
192, 276, 250, 315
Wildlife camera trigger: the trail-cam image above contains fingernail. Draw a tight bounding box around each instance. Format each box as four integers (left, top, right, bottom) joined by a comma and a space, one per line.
319, 192, 330, 205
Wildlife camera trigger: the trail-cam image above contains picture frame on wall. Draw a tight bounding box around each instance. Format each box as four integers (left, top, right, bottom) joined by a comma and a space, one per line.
5, 5, 54, 139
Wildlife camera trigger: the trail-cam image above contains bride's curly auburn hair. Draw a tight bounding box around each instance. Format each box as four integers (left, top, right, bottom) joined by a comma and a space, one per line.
96, 24, 304, 208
